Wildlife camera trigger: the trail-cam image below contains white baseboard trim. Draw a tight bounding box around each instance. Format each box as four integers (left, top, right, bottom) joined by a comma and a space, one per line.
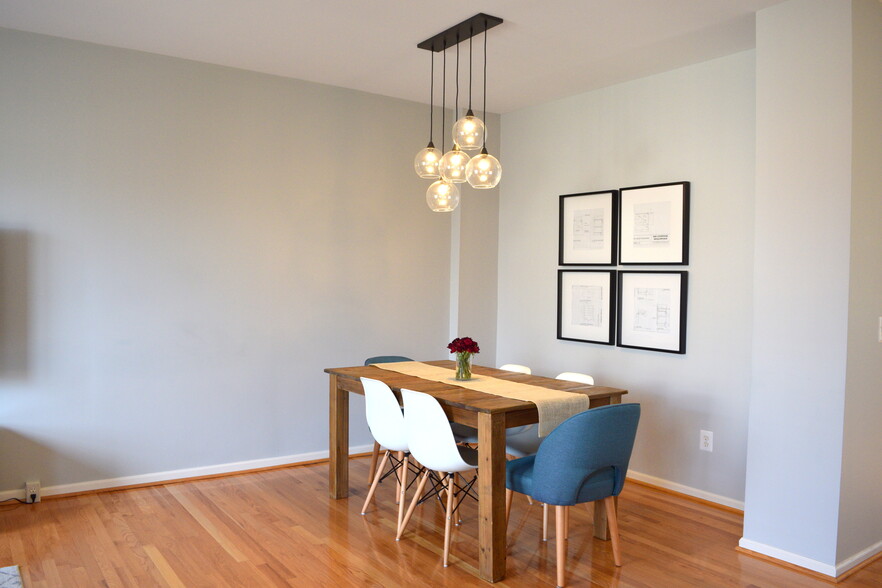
738, 538, 836, 577
835, 538, 882, 577
627, 469, 745, 511
0, 444, 374, 501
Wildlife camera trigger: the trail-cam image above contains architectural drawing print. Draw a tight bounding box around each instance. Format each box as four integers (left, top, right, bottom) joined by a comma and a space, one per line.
632, 201, 671, 247
571, 285, 604, 327
633, 287, 671, 333
572, 208, 604, 250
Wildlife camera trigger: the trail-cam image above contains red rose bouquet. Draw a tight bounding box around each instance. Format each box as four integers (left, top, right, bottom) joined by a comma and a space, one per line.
448, 337, 479, 380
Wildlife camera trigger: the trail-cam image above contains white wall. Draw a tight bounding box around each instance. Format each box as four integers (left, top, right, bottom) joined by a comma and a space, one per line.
497, 51, 756, 504
838, 0, 882, 564
0, 28, 499, 493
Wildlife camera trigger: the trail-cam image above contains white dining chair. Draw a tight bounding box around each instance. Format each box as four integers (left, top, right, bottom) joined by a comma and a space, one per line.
397, 388, 479, 568
360, 377, 417, 536
499, 363, 532, 374
363, 355, 412, 485
555, 371, 594, 385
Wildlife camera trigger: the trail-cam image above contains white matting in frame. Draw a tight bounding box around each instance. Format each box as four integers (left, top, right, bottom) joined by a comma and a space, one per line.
557, 270, 617, 345
617, 271, 687, 353
559, 190, 618, 265
619, 181, 689, 265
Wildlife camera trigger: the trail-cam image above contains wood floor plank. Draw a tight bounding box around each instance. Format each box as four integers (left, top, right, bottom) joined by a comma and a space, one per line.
1, 458, 881, 587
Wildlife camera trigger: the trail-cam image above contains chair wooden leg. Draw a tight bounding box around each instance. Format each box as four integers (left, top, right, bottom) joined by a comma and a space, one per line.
443, 474, 455, 567
397, 455, 409, 535
505, 489, 513, 526
397, 469, 431, 540
361, 451, 390, 515
564, 506, 569, 539
604, 496, 622, 566
368, 441, 380, 484
395, 451, 404, 504
556, 505, 567, 587
543, 503, 549, 541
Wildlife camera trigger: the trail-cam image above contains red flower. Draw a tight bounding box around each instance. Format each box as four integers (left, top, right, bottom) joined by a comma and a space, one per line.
448, 337, 480, 354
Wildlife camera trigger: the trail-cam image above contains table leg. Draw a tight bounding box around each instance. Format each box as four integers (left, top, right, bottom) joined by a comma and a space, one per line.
329, 374, 349, 499
477, 411, 506, 582
593, 394, 623, 539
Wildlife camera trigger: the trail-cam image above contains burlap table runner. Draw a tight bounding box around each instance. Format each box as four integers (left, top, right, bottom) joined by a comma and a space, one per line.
372, 361, 591, 436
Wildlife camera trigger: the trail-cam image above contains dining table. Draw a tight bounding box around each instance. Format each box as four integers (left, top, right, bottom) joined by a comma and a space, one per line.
325, 360, 628, 583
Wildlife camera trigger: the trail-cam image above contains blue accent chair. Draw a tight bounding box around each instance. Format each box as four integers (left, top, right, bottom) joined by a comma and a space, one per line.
364, 356, 413, 484
505, 403, 641, 587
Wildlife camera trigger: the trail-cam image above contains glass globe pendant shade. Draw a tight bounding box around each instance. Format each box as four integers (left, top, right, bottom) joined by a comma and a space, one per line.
439, 145, 470, 183
465, 148, 502, 189
453, 109, 485, 151
414, 142, 442, 179
426, 179, 461, 212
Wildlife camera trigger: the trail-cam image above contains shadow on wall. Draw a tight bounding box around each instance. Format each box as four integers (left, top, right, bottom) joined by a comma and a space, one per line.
0, 427, 111, 497
0, 230, 30, 380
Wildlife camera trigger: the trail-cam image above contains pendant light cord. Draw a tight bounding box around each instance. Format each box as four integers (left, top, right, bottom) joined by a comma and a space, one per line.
455, 35, 460, 121
428, 50, 434, 143
441, 46, 446, 153
482, 21, 488, 149
468, 30, 473, 111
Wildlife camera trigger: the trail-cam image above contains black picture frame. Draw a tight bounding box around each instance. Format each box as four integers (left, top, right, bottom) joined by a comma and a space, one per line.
559, 190, 619, 265
616, 271, 687, 354
618, 181, 690, 265
557, 270, 617, 345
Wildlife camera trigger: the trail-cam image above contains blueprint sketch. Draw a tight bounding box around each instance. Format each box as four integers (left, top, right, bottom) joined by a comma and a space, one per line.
633, 287, 671, 333
572, 208, 604, 250
632, 201, 671, 247
571, 285, 604, 327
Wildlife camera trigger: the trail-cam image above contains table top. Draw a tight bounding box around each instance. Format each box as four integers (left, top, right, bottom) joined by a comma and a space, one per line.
325, 360, 628, 416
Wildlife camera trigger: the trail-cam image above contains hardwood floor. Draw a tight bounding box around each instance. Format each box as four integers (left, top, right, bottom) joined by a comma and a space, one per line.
1, 458, 880, 587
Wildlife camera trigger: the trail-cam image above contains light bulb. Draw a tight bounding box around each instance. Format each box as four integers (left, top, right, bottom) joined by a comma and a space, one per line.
414, 142, 442, 179
439, 146, 470, 183
465, 149, 502, 189
453, 110, 485, 151
426, 179, 461, 212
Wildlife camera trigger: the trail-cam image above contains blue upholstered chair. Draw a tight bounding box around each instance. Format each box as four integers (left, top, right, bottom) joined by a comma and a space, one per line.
363, 356, 413, 485
505, 404, 640, 587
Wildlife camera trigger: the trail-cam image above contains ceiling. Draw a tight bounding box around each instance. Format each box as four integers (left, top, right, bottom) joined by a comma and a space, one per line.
0, 0, 786, 114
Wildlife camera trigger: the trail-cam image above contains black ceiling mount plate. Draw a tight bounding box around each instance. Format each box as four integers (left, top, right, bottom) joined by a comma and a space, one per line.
417, 13, 503, 52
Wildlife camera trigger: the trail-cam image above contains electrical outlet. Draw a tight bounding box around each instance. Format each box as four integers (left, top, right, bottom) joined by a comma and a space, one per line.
700, 430, 713, 452
25, 480, 41, 503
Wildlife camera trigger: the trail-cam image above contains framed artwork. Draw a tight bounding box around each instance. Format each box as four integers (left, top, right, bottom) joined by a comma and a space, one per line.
616, 271, 687, 354
557, 270, 617, 345
619, 181, 690, 265
559, 190, 618, 265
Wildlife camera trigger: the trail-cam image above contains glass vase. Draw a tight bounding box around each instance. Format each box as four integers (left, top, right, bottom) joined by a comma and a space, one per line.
455, 352, 473, 381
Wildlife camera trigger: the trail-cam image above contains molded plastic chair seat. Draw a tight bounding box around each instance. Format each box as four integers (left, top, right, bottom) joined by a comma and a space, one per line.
499, 363, 532, 374
505, 404, 641, 587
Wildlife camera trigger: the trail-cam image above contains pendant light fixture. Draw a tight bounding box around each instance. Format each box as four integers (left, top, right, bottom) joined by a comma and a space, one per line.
426, 46, 460, 212
416, 14, 503, 212
465, 23, 502, 190
439, 37, 470, 183
452, 32, 485, 151
414, 50, 441, 179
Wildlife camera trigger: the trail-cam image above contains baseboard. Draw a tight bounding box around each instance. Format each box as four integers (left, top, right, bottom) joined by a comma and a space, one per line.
626, 469, 745, 511
835, 538, 882, 578
0, 444, 374, 501
738, 538, 837, 577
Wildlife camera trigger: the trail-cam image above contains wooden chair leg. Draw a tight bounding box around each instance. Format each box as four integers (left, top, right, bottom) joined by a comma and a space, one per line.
368, 441, 380, 484
564, 506, 569, 539
397, 455, 409, 535
394, 451, 404, 504
556, 505, 567, 587
397, 470, 431, 540
505, 489, 513, 526
361, 451, 390, 515
604, 496, 622, 566
443, 474, 456, 567
543, 503, 549, 541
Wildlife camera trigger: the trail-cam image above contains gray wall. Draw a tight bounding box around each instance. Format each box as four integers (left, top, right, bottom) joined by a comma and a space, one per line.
839, 0, 882, 565
0, 28, 499, 491
497, 51, 756, 505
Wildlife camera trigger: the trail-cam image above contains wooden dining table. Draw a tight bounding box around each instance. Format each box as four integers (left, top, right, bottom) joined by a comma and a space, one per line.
325, 360, 628, 583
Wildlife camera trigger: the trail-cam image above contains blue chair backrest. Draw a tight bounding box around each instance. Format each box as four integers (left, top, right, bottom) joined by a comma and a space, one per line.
533, 404, 640, 504
364, 355, 413, 365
